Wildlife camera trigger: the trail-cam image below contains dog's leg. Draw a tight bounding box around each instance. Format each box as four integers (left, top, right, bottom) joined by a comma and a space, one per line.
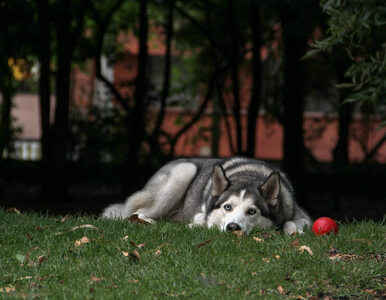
124, 162, 198, 221
283, 217, 311, 234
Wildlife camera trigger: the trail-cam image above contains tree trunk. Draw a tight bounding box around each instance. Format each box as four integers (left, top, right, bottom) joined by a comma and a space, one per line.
150, 0, 174, 158
246, 0, 262, 158
332, 58, 354, 209
228, 0, 243, 154
36, 0, 53, 202
281, 17, 308, 206
0, 88, 12, 162
124, 0, 149, 190
50, 0, 72, 202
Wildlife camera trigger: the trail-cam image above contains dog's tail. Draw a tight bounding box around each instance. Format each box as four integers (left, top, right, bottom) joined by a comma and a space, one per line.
101, 204, 124, 219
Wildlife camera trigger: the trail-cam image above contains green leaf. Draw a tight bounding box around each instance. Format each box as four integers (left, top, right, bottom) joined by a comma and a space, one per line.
15, 254, 25, 263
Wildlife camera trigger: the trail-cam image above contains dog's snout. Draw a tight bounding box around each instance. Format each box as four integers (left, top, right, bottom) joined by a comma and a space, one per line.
226, 223, 241, 231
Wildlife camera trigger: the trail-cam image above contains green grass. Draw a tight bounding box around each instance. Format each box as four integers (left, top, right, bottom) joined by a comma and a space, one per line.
0, 209, 384, 299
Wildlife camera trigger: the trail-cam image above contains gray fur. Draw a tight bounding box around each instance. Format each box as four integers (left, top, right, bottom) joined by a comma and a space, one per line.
102, 157, 312, 234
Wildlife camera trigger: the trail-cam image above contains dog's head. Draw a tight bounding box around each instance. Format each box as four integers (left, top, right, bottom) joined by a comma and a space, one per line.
205, 163, 281, 233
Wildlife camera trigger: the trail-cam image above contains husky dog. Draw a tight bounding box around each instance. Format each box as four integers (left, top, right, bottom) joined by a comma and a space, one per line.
102, 157, 311, 234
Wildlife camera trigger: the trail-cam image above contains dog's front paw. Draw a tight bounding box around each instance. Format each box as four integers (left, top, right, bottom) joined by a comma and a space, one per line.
283, 221, 303, 234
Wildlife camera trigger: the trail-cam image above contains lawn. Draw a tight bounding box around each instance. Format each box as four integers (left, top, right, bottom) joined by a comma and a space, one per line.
0, 208, 384, 299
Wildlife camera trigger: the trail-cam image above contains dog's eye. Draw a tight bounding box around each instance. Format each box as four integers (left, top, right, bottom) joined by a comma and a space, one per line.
248, 209, 256, 215
223, 204, 232, 211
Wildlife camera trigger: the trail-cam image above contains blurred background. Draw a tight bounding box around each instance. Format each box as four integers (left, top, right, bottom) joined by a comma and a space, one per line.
0, 0, 385, 221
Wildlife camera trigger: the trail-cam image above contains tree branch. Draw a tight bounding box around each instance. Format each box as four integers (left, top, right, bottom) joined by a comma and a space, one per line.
168, 74, 216, 158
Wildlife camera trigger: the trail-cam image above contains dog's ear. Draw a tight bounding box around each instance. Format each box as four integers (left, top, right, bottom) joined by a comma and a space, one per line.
259, 172, 280, 207
212, 163, 229, 197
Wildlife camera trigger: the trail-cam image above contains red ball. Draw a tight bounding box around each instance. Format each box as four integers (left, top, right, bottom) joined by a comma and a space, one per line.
312, 217, 339, 235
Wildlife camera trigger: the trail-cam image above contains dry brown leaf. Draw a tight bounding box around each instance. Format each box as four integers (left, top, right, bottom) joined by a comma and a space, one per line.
277, 285, 285, 295
37, 255, 47, 264
129, 240, 145, 249
298, 245, 313, 255
122, 251, 129, 257
129, 279, 139, 284
74, 236, 90, 247
89, 276, 105, 283
128, 214, 151, 224
0, 285, 16, 293
197, 239, 213, 249
59, 215, 70, 223
154, 249, 162, 256
251, 272, 257, 276
6, 207, 21, 215
122, 235, 129, 240
291, 238, 300, 249
232, 230, 245, 239
253, 237, 264, 242
129, 250, 141, 260
262, 257, 270, 263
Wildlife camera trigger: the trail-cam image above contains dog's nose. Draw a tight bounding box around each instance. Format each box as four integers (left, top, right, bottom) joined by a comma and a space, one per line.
226, 223, 241, 231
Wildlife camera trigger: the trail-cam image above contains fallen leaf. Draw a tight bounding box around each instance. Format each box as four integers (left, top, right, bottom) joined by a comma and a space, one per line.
129, 279, 139, 284
74, 236, 90, 247
197, 239, 213, 249
154, 249, 162, 256
15, 254, 26, 264
232, 230, 245, 239
291, 238, 300, 249
6, 207, 21, 215
274, 255, 280, 259
129, 240, 145, 249
122, 235, 129, 240
129, 250, 141, 260
18, 276, 33, 281
253, 237, 264, 242
262, 257, 270, 263
58, 215, 70, 223
122, 251, 129, 257
277, 285, 285, 295
298, 245, 313, 255
128, 214, 151, 224
251, 272, 257, 276
37, 255, 47, 264
0, 285, 16, 293
89, 276, 105, 283
24, 247, 37, 264
70, 224, 98, 231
